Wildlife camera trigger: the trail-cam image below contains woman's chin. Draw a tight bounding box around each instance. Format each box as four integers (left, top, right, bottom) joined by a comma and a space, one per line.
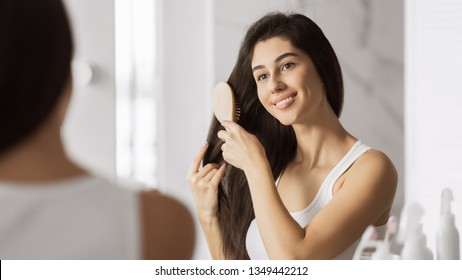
276, 116, 297, 127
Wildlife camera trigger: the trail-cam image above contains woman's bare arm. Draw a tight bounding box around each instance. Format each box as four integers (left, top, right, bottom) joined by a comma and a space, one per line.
246, 150, 397, 259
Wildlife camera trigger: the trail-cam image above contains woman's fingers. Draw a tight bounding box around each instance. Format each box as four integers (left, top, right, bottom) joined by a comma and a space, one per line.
218, 121, 243, 141
187, 142, 209, 178
197, 163, 220, 177
221, 120, 242, 133
211, 164, 227, 186
203, 168, 218, 182
217, 130, 228, 142
188, 164, 221, 189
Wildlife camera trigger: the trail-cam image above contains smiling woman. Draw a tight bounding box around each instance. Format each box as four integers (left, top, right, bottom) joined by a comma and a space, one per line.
252, 38, 326, 126
187, 12, 397, 260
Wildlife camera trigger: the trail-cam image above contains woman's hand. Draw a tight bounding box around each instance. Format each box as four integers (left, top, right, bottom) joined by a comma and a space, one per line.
187, 142, 226, 224
217, 121, 267, 172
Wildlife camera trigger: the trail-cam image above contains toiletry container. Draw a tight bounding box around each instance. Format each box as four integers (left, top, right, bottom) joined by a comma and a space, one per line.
436, 188, 460, 260
371, 216, 400, 260
353, 226, 379, 260
401, 223, 433, 259
372, 241, 396, 260
398, 202, 434, 260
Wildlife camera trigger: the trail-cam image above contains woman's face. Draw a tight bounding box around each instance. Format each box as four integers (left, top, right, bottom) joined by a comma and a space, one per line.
251, 36, 324, 126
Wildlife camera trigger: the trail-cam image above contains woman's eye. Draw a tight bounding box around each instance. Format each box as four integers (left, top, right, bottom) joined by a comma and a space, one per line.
281, 62, 295, 71
257, 74, 268, 81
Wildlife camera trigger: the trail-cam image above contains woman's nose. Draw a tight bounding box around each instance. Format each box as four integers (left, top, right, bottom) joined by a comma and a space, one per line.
269, 74, 286, 94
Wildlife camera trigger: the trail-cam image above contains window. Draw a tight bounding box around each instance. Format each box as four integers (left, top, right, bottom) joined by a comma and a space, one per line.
115, 0, 158, 187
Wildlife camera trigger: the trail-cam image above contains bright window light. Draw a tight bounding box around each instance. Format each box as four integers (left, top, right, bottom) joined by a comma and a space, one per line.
115, 0, 158, 187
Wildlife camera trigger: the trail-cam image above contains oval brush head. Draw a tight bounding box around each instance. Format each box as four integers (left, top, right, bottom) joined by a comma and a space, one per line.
212, 82, 241, 123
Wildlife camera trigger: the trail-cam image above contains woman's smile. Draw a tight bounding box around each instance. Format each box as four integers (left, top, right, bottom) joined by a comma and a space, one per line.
272, 92, 298, 110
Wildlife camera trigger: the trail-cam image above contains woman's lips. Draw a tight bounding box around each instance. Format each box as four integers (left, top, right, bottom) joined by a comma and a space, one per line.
272, 92, 297, 110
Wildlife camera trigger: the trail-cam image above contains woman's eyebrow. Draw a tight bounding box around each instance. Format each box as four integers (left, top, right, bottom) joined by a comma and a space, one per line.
252, 52, 299, 73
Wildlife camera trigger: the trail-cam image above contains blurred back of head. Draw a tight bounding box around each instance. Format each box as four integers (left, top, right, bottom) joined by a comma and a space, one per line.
0, 0, 73, 154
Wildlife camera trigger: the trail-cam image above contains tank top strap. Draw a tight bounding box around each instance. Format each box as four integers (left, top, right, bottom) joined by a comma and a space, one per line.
324, 141, 371, 199
275, 141, 370, 188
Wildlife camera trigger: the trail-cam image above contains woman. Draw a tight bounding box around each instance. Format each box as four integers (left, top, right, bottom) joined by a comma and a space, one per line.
188, 12, 397, 259
0, 0, 194, 259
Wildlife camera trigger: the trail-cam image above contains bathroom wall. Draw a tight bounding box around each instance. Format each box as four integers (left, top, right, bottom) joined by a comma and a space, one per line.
62, 0, 117, 179
156, 0, 213, 259
311, 0, 404, 218
406, 0, 462, 256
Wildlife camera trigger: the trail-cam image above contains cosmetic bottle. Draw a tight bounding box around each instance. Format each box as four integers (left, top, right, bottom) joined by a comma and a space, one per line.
371, 217, 399, 260
354, 217, 400, 260
372, 241, 395, 260
398, 202, 433, 260
436, 188, 460, 260
353, 225, 378, 260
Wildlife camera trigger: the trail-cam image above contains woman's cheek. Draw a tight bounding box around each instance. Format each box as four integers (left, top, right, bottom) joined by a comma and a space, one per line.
257, 90, 273, 114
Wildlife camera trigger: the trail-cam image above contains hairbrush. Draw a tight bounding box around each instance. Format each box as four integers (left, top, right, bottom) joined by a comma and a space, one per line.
212, 82, 241, 122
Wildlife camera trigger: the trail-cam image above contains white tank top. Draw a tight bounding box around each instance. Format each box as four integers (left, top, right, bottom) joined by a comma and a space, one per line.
245, 141, 387, 259
0, 175, 140, 259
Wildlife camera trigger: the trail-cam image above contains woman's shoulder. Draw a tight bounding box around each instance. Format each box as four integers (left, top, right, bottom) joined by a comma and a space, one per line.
357, 148, 397, 175
139, 190, 195, 259
336, 147, 398, 226
348, 148, 398, 193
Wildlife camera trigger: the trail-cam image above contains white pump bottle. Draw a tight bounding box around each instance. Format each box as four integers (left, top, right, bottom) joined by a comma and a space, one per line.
436, 188, 460, 260
398, 202, 433, 260
371, 216, 399, 260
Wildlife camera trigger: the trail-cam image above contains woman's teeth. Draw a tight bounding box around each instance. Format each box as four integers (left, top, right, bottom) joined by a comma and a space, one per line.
275, 96, 293, 106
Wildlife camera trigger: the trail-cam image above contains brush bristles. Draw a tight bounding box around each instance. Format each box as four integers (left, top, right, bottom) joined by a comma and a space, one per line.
234, 99, 241, 122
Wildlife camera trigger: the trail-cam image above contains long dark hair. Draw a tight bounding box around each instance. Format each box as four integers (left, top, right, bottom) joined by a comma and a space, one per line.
0, 0, 73, 153
203, 12, 344, 259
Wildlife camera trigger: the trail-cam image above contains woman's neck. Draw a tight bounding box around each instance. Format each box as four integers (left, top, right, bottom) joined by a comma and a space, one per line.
0, 128, 87, 182
291, 107, 356, 169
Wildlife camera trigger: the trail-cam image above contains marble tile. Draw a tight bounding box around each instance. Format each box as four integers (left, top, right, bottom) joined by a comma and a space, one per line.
307, 0, 404, 215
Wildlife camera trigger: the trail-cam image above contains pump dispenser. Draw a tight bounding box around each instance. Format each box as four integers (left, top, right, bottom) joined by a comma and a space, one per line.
353, 217, 400, 260
353, 226, 379, 260
436, 188, 460, 259
398, 202, 433, 260
371, 216, 399, 260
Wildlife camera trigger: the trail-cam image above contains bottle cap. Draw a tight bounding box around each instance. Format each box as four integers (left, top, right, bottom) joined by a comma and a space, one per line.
440, 188, 455, 227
